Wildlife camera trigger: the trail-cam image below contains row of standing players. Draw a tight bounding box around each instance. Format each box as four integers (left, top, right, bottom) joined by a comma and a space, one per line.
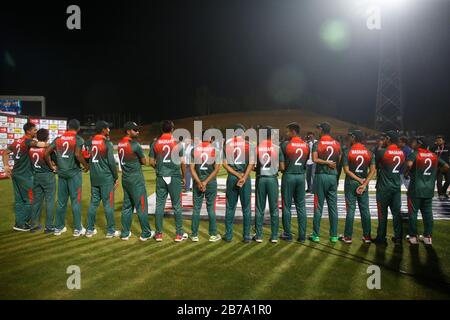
2, 119, 448, 245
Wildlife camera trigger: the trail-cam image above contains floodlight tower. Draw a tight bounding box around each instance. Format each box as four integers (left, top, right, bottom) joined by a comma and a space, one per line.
374, 3, 404, 132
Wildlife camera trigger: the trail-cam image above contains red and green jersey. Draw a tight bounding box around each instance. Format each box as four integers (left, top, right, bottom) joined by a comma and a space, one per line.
28, 147, 54, 174
118, 136, 145, 183
8, 135, 34, 177
191, 141, 220, 181
312, 135, 341, 175
149, 133, 184, 177
223, 136, 254, 173
50, 130, 85, 179
280, 136, 309, 175
407, 148, 446, 198
343, 143, 375, 180
85, 135, 118, 186
256, 139, 282, 177
375, 144, 405, 191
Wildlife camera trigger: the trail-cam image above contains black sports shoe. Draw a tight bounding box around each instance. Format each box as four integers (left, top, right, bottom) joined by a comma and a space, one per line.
374, 237, 388, 245
280, 232, 293, 242
391, 236, 403, 245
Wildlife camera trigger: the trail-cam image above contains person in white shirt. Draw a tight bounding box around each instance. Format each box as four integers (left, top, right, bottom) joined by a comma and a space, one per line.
305, 132, 316, 193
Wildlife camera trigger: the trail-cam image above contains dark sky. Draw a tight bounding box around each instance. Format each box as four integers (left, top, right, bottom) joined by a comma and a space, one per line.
1, 0, 449, 134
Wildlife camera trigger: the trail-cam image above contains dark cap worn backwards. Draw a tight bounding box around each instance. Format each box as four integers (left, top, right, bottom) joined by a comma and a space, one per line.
349, 130, 364, 142
68, 119, 80, 130
124, 121, 141, 131
95, 120, 110, 132
316, 122, 331, 133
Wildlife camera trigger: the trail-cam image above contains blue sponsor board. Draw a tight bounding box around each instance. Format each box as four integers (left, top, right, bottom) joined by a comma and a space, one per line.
0, 100, 21, 115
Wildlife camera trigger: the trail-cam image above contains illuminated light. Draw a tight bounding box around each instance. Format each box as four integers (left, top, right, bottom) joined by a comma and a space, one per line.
319, 19, 350, 51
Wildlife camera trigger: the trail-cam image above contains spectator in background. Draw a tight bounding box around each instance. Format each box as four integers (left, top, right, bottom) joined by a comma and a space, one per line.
184, 138, 194, 192
305, 132, 316, 193
434, 135, 449, 200
398, 136, 412, 190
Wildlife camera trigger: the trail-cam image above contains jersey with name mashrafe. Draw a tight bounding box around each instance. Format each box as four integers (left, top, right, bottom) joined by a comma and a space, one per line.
281, 136, 309, 175
85, 134, 118, 186
28, 146, 56, 174
256, 139, 283, 177
407, 148, 446, 198
375, 144, 405, 191
8, 135, 34, 177
118, 136, 146, 183
191, 141, 221, 181
149, 133, 184, 177
313, 135, 341, 175
50, 131, 85, 179
223, 136, 254, 173
343, 143, 375, 181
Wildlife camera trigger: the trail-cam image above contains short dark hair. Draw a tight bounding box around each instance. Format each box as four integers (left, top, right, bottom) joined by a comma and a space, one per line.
286, 122, 300, 134
68, 119, 81, 130
36, 128, 49, 142
399, 136, 409, 144
307, 131, 314, 136
23, 122, 36, 133
436, 135, 445, 140
161, 120, 174, 133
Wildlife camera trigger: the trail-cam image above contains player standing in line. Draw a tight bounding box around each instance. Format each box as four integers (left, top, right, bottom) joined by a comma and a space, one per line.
45, 119, 89, 237
84, 121, 120, 238
310, 122, 341, 243
28, 129, 57, 233
279, 122, 309, 243
374, 131, 405, 245
223, 124, 255, 243
2, 122, 47, 231
253, 126, 283, 243
149, 120, 188, 242
339, 130, 376, 244
189, 133, 222, 242
405, 136, 449, 245
118, 122, 155, 241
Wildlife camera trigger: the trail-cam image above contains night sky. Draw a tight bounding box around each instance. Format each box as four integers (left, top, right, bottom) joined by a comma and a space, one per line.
1, 0, 449, 135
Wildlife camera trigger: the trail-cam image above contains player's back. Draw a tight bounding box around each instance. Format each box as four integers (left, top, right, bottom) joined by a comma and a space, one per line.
224, 136, 251, 173
118, 136, 145, 182
151, 133, 183, 177
52, 131, 83, 179
256, 139, 281, 177
192, 141, 218, 180
28, 146, 53, 174
9, 135, 33, 176
281, 136, 309, 175
408, 148, 439, 198
345, 143, 373, 180
376, 144, 405, 191
86, 134, 115, 186
314, 135, 341, 175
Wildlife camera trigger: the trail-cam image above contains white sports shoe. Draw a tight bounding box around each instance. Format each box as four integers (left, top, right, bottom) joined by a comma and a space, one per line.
85, 229, 98, 238
209, 234, 222, 242
54, 227, 67, 236
121, 231, 132, 241
270, 239, 278, 243
73, 227, 86, 237
408, 236, 418, 245
106, 230, 120, 239
421, 235, 432, 245
190, 235, 199, 242
140, 231, 156, 241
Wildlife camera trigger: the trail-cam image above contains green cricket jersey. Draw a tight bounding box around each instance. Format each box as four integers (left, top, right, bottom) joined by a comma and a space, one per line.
117, 136, 146, 183
280, 136, 309, 175
8, 135, 34, 177
407, 148, 446, 198
50, 130, 85, 179
191, 141, 220, 181
256, 139, 282, 177
343, 143, 375, 181
28, 146, 56, 174
375, 144, 405, 191
223, 136, 254, 173
149, 133, 184, 177
85, 134, 118, 186
313, 135, 341, 175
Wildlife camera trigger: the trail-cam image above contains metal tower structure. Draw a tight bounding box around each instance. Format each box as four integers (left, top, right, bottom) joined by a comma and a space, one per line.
374, 12, 404, 132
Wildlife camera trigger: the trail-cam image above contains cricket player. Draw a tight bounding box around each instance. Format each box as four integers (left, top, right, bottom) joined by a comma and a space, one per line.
149, 120, 188, 242
118, 121, 155, 241
189, 134, 221, 242
85, 121, 120, 238
310, 122, 341, 243
223, 124, 255, 243
253, 126, 282, 243
374, 130, 405, 245
2, 122, 47, 231
339, 130, 376, 244
45, 119, 90, 237
28, 128, 56, 233
280, 122, 309, 243
405, 136, 449, 245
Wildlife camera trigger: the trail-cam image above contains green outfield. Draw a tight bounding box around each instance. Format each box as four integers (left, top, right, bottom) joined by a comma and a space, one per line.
0, 167, 449, 300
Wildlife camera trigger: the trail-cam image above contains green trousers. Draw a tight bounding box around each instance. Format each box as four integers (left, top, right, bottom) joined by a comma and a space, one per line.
55, 172, 83, 231
191, 181, 218, 237
255, 176, 279, 240
87, 183, 116, 234
344, 181, 371, 238
12, 174, 33, 227
121, 181, 152, 238
155, 176, 184, 235
408, 196, 433, 237
281, 173, 306, 240
376, 189, 402, 240
31, 172, 56, 229
312, 174, 338, 238
224, 175, 252, 241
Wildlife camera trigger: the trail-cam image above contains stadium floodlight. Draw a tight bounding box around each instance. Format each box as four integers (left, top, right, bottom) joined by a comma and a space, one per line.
0, 95, 46, 116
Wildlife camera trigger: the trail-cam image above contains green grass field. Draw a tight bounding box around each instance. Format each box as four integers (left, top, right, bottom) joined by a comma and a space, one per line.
0, 167, 449, 300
